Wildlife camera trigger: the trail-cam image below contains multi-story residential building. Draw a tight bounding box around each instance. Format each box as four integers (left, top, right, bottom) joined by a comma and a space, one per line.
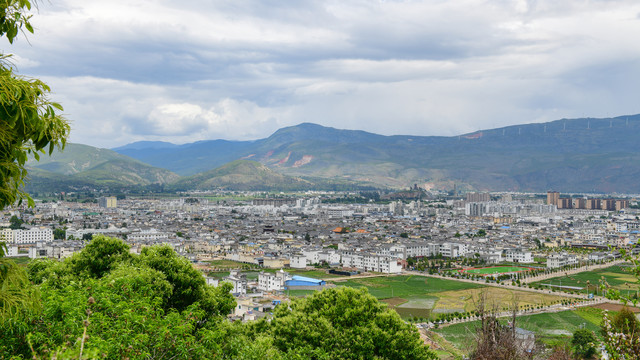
98, 196, 117, 208
223, 270, 247, 295
503, 248, 533, 263
547, 253, 578, 268
258, 270, 291, 292
11, 228, 53, 244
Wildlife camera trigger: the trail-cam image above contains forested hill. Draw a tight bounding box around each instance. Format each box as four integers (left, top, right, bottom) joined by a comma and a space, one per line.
114, 114, 640, 193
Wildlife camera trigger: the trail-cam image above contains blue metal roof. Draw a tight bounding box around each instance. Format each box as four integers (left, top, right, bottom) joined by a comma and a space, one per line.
290, 275, 324, 284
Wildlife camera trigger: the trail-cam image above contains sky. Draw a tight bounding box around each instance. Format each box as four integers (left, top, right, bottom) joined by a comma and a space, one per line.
6, 0, 640, 148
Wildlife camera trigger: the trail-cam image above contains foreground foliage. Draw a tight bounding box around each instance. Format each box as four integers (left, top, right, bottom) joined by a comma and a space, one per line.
1, 0, 70, 208
0, 236, 436, 359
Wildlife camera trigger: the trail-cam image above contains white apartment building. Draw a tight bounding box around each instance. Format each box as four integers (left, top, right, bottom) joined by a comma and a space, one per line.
547, 253, 578, 268
290, 254, 307, 269
128, 229, 170, 241
223, 270, 247, 295
341, 252, 402, 274
10, 228, 54, 244
258, 270, 291, 292
503, 249, 533, 263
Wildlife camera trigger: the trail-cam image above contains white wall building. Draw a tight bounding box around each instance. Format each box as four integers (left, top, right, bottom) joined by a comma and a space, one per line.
11, 228, 53, 244
258, 270, 291, 292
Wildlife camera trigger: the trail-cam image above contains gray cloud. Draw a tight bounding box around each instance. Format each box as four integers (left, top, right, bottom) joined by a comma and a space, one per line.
7, 0, 640, 147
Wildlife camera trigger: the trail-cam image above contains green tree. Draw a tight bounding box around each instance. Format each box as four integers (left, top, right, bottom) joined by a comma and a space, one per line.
69, 234, 132, 278
571, 329, 597, 359
265, 287, 437, 359
0, 0, 70, 209
0, 240, 40, 321
8, 214, 22, 229
53, 227, 65, 240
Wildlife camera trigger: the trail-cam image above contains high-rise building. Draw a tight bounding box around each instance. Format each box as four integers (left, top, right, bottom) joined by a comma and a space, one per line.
547, 191, 559, 206
98, 196, 117, 208
466, 192, 490, 203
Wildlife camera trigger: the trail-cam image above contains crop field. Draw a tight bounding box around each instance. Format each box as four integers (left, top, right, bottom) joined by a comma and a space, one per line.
462, 266, 532, 275
332, 275, 484, 299
531, 264, 638, 294
333, 275, 569, 320
207, 259, 250, 269
430, 287, 567, 314
434, 307, 606, 353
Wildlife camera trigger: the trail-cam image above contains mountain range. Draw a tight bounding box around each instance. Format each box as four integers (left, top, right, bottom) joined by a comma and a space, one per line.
25, 114, 640, 193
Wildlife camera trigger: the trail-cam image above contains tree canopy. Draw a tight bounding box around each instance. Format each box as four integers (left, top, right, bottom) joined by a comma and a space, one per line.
0, 0, 70, 209
0, 236, 437, 359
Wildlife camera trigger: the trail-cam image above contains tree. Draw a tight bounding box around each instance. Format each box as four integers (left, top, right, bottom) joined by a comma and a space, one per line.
53, 227, 65, 240
69, 234, 132, 278
571, 329, 597, 359
0, 0, 70, 209
265, 287, 437, 359
0, 239, 40, 322
8, 214, 22, 229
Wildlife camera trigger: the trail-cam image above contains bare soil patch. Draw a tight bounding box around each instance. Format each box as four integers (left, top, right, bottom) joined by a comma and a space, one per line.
590, 303, 640, 313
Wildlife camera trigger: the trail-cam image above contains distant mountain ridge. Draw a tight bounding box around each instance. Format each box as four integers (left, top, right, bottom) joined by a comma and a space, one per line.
112, 114, 640, 193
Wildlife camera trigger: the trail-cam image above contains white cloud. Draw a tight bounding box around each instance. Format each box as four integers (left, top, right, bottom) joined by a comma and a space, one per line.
7, 0, 640, 148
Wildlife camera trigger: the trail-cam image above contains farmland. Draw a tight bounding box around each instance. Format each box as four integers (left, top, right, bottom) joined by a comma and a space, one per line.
530, 264, 638, 295
462, 266, 532, 276
434, 307, 606, 354
332, 275, 569, 320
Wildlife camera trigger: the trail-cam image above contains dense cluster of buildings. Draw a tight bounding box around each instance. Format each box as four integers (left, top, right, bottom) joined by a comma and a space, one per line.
1, 191, 636, 276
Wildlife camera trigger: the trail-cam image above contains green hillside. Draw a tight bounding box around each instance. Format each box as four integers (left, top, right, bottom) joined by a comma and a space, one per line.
24, 143, 179, 191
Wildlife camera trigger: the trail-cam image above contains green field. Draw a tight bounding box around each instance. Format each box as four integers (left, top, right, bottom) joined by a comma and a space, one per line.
332, 275, 484, 299
434, 307, 606, 353
531, 264, 638, 294
464, 266, 531, 275
207, 259, 251, 269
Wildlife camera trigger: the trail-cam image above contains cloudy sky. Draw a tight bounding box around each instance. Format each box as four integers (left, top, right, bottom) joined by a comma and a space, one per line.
7, 0, 640, 148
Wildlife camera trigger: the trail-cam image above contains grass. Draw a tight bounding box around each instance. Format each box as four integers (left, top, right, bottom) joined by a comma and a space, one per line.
284, 289, 317, 297
207, 259, 249, 268
332, 275, 484, 299
463, 266, 531, 275
9, 257, 31, 266
531, 264, 638, 294
435, 306, 607, 354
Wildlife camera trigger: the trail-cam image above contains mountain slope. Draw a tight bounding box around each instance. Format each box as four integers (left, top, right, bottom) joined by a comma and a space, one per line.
170, 160, 313, 191
113, 140, 255, 176
113, 115, 640, 192
25, 144, 179, 189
